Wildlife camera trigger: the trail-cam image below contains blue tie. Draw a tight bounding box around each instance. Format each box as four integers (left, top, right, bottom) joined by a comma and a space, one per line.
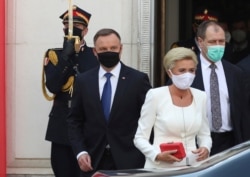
101, 73, 112, 121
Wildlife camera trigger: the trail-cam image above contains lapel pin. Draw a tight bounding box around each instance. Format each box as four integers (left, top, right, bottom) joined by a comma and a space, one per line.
122, 77, 126, 80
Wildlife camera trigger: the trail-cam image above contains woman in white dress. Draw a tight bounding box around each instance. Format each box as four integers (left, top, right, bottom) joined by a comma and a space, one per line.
134, 47, 212, 169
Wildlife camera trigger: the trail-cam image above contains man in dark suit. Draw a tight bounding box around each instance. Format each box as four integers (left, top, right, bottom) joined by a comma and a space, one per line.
42, 5, 99, 177
67, 28, 152, 177
169, 8, 232, 84
171, 7, 219, 55
237, 55, 250, 141
193, 20, 249, 155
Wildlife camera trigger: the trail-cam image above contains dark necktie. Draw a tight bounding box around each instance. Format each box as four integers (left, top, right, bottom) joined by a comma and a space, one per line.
101, 73, 112, 121
210, 64, 222, 130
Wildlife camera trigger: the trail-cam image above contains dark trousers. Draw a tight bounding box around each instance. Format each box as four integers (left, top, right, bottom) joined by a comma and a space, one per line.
80, 148, 117, 177
210, 131, 235, 156
51, 142, 80, 177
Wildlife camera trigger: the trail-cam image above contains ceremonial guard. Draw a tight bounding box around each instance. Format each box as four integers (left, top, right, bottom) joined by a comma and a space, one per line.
42, 5, 98, 177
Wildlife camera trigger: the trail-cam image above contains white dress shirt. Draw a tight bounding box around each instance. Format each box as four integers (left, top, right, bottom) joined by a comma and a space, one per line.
99, 62, 121, 108
200, 54, 232, 132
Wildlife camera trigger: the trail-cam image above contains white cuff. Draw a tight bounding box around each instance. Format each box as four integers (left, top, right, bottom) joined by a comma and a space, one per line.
76, 151, 88, 160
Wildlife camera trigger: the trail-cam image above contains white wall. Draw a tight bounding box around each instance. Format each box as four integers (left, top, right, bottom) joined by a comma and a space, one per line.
6, 0, 142, 174
6, 0, 182, 175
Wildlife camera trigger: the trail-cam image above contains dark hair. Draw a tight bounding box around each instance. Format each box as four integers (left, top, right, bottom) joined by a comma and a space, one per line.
93, 28, 121, 44
197, 20, 222, 39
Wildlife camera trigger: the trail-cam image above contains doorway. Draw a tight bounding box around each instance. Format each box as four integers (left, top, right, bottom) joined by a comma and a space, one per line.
153, 0, 250, 87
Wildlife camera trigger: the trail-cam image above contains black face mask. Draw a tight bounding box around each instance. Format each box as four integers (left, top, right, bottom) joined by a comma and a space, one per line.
97, 52, 120, 68
64, 27, 83, 40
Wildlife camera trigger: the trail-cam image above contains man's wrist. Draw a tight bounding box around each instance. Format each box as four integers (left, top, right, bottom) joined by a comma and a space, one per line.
77, 151, 88, 160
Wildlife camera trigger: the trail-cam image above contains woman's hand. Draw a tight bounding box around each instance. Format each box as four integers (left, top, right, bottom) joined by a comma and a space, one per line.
192, 147, 209, 161
156, 150, 183, 163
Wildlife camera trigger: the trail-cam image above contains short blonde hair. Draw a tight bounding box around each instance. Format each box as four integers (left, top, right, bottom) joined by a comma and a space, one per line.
163, 47, 198, 71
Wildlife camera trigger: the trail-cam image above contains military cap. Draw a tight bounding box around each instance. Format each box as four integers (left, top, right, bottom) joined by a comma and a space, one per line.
194, 7, 218, 25
60, 5, 91, 26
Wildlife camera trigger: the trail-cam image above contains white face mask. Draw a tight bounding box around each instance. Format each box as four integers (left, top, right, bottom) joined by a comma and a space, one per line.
169, 70, 195, 90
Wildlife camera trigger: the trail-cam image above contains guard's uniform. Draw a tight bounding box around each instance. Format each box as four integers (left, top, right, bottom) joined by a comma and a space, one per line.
42, 44, 98, 177
42, 5, 98, 177
44, 45, 98, 145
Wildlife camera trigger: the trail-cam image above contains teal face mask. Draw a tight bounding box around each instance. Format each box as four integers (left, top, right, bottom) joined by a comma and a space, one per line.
206, 45, 225, 62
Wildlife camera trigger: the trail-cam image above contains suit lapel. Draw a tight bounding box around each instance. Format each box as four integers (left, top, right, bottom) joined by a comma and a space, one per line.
88, 67, 101, 101
221, 61, 233, 98
109, 64, 129, 122
192, 58, 205, 91
87, 67, 107, 124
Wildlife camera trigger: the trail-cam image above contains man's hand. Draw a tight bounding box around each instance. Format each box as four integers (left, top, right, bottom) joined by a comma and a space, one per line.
62, 37, 75, 61
78, 153, 93, 172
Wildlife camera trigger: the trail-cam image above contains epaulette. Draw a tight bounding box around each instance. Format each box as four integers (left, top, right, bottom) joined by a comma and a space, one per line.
52, 48, 75, 96
42, 48, 62, 101
42, 48, 75, 100
45, 48, 63, 66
